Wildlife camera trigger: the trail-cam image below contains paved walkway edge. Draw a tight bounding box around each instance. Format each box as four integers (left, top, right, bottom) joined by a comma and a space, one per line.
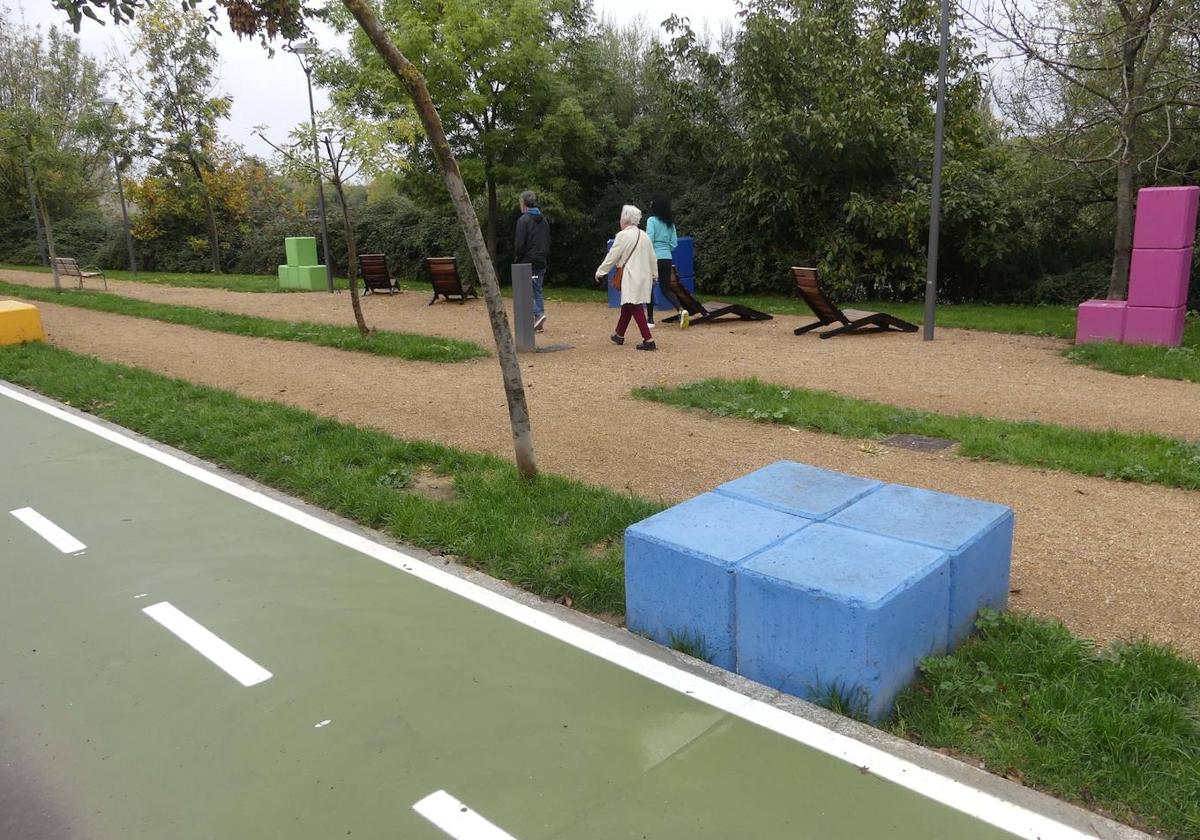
0, 378, 1153, 840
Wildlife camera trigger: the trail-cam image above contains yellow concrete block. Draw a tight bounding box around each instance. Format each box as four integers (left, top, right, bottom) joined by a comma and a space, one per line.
0, 300, 46, 346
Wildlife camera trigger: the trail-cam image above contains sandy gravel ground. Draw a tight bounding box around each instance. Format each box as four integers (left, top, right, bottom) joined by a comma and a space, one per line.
8, 284, 1198, 660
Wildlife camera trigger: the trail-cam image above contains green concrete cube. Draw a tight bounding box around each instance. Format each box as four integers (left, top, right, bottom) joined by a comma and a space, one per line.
285, 237, 319, 267
293, 265, 327, 291
277, 265, 295, 289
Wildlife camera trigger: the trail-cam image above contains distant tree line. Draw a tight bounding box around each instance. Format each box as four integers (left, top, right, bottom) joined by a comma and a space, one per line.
4, 0, 1198, 308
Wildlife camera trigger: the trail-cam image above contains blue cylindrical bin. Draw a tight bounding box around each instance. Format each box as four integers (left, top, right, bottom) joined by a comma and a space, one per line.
606, 235, 695, 309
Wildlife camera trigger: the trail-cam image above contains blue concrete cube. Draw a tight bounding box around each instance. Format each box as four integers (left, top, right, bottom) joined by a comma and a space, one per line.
735, 524, 950, 721
830, 485, 1014, 645
624, 492, 810, 668
715, 461, 881, 520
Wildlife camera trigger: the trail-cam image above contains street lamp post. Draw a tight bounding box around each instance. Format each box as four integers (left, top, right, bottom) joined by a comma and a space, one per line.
99, 98, 137, 275
288, 41, 335, 294
922, 0, 951, 341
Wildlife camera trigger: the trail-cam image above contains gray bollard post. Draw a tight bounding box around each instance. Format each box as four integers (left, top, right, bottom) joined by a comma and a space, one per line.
511, 262, 535, 353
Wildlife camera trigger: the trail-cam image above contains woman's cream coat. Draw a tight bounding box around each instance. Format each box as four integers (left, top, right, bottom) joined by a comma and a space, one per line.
595, 225, 657, 306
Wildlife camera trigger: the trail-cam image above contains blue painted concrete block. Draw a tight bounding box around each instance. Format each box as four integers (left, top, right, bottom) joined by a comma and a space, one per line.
715, 461, 881, 520
605, 237, 695, 309
830, 485, 1014, 645
624, 492, 810, 669
735, 524, 950, 721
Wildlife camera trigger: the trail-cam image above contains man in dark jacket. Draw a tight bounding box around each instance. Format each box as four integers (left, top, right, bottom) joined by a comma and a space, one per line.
514, 190, 550, 331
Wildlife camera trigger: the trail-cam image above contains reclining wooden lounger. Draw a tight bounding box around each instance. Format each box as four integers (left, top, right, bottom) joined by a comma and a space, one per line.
427, 257, 477, 305
358, 253, 397, 295
791, 266, 918, 338
659, 268, 772, 325
52, 257, 107, 290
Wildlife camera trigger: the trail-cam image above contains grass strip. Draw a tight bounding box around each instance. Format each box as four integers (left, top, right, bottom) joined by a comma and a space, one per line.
1066, 339, 1200, 384
0, 343, 655, 612
0, 280, 486, 363
891, 609, 1200, 839
0, 263, 348, 293
2, 343, 1198, 835
634, 378, 1200, 491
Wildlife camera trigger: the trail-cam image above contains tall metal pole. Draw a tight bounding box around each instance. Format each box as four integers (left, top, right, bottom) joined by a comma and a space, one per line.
923, 0, 950, 341
112, 151, 137, 274
302, 63, 335, 294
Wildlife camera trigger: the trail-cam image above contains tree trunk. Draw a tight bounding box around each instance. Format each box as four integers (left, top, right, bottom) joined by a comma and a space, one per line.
486, 168, 498, 267
35, 189, 61, 293
1108, 148, 1136, 299
325, 141, 371, 338
187, 153, 223, 274
24, 160, 48, 267
342, 0, 538, 480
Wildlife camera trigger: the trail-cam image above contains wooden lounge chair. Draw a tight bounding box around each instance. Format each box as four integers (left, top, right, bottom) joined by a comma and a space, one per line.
659, 269, 772, 325
427, 257, 477, 305
791, 267, 918, 339
52, 257, 107, 290
358, 253, 397, 295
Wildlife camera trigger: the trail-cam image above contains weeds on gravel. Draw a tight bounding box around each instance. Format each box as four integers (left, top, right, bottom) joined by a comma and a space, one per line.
635, 378, 1200, 491
0, 280, 486, 363
0, 344, 655, 612
891, 609, 1200, 839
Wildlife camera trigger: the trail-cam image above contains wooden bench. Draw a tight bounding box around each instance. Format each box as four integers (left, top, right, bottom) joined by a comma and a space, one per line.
52, 257, 107, 290
359, 254, 397, 295
427, 257, 477, 305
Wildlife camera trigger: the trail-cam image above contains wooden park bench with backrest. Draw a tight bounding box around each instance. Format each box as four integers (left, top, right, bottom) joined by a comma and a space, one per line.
358, 253, 397, 295
791, 267, 917, 338
52, 257, 107, 291
426, 257, 477, 305
658, 268, 772, 325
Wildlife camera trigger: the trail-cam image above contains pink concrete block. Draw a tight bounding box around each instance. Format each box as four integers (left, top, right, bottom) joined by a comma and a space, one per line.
1127, 247, 1194, 308
1124, 305, 1186, 347
1132, 186, 1200, 250
1075, 299, 1126, 344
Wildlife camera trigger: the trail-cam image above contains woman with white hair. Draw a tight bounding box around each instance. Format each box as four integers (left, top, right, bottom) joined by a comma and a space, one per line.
594, 204, 659, 350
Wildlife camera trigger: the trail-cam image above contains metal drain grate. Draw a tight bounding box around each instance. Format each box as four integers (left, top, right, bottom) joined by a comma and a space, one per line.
881, 434, 956, 452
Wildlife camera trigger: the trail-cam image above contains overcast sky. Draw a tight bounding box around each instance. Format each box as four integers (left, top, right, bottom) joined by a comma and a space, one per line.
13, 0, 742, 152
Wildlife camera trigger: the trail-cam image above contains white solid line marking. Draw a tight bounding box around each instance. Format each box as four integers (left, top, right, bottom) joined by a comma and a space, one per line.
0, 383, 1100, 840
413, 790, 517, 840
9, 507, 86, 554
142, 601, 272, 687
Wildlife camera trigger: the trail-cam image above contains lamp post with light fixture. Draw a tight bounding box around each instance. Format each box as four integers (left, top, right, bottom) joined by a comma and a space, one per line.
287, 40, 335, 293
99, 97, 137, 275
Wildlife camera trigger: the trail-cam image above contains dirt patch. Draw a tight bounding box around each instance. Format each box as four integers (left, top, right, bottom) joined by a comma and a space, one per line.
14, 296, 1200, 660
406, 468, 458, 503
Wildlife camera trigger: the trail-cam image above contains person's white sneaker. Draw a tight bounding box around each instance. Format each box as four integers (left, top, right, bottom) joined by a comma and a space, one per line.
534, 315, 546, 332
680, 310, 691, 330
647, 321, 656, 329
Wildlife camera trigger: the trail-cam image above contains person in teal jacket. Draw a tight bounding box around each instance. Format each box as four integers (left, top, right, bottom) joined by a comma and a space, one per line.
645, 194, 688, 329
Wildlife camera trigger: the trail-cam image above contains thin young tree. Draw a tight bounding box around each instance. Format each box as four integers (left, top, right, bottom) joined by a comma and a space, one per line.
974, 0, 1200, 298
122, 4, 231, 274
55, 0, 539, 479
258, 108, 412, 337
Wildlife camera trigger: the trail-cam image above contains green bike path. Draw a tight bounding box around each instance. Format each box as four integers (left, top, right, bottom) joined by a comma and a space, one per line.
0, 384, 1087, 839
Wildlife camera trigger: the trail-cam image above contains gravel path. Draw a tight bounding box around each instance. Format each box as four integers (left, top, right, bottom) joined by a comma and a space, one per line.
15, 295, 1200, 660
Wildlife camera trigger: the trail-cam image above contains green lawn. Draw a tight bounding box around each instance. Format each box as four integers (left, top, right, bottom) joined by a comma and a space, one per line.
1, 341, 1196, 837
891, 610, 1200, 839
0, 262, 345, 293
634, 378, 1200, 491
0, 280, 486, 363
